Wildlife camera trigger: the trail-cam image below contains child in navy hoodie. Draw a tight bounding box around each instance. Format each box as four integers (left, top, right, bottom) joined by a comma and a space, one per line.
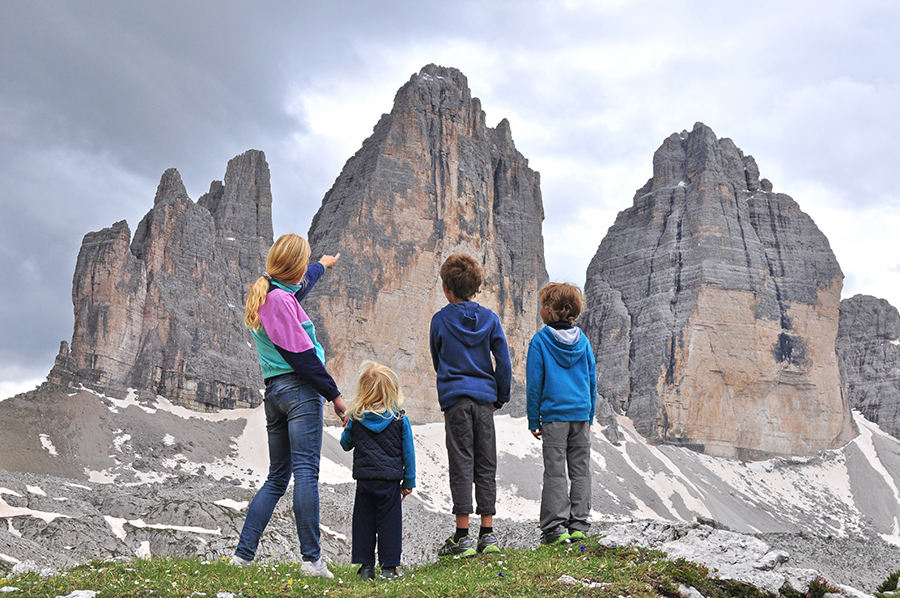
429, 253, 512, 557
340, 361, 416, 581
526, 282, 596, 546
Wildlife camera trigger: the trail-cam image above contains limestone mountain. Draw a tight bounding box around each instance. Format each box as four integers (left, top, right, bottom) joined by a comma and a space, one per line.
836, 294, 900, 439
580, 123, 856, 459
48, 150, 273, 410
303, 64, 548, 422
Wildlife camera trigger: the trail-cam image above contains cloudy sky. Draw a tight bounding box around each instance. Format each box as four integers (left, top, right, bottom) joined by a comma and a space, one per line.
2, 0, 899, 397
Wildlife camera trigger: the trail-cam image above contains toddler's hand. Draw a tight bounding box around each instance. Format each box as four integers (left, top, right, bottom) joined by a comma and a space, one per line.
319, 253, 341, 269
401, 488, 413, 499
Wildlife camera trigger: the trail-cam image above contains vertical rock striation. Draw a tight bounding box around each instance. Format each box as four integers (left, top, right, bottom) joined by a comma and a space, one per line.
836, 294, 900, 439
304, 64, 548, 422
48, 150, 273, 410
581, 123, 855, 458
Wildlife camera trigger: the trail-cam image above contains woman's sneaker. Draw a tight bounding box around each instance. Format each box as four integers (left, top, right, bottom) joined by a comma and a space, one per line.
437, 535, 477, 557
540, 524, 571, 546
568, 530, 587, 541
229, 555, 252, 567
300, 557, 334, 579
477, 533, 500, 554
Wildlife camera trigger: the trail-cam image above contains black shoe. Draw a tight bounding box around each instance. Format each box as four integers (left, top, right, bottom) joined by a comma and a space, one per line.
380, 566, 404, 580
357, 565, 376, 581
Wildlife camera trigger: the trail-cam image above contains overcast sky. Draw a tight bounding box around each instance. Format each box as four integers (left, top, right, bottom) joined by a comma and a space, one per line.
2, 0, 899, 398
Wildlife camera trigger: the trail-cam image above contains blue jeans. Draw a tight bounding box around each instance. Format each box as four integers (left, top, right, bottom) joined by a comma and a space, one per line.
235, 374, 324, 562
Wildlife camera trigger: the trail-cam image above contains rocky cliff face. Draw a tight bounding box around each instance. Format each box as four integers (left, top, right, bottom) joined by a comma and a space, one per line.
303, 64, 548, 422
48, 150, 273, 410
836, 294, 900, 439
580, 123, 855, 458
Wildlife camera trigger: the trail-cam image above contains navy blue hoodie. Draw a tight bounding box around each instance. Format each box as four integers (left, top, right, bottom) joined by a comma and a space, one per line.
429, 301, 512, 411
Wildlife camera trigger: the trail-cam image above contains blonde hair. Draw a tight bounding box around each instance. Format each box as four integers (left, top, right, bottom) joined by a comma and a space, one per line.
347, 361, 404, 421
540, 282, 584, 323
244, 234, 311, 330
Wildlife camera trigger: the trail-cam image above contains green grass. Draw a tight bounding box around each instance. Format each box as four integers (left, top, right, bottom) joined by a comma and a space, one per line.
0, 538, 838, 598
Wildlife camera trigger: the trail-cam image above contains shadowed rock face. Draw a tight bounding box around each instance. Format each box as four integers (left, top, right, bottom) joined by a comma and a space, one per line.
48, 150, 273, 410
581, 123, 855, 458
303, 64, 548, 422
836, 294, 900, 439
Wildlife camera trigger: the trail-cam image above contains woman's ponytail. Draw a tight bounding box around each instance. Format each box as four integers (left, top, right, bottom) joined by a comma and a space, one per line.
244, 276, 270, 330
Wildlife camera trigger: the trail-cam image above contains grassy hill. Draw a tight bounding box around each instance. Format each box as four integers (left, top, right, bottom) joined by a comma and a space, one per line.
1, 535, 844, 598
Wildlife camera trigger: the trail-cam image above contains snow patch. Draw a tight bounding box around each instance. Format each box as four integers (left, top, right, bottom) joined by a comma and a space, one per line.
104, 516, 128, 541
7, 518, 22, 537
0, 552, 20, 564
65, 483, 92, 491
0, 495, 70, 523
320, 523, 347, 541
162, 434, 176, 446
135, 541, 152, 559
25, 485, 46, 496
0, 488, 23, 498
213, 499, 248, 511
39, 434, 58, 456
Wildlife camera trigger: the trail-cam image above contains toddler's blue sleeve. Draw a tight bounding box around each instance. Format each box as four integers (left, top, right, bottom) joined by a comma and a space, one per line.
401, 415, 416, 489
340, 420, 355, 451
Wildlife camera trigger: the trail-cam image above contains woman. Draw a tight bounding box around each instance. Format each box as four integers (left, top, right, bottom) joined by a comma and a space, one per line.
233, 233, 348, 578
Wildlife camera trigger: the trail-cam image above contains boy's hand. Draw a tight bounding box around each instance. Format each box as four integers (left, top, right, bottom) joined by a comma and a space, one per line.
531, 429, 542, 440
401, 488, 413, 499
319, 253, 341, 269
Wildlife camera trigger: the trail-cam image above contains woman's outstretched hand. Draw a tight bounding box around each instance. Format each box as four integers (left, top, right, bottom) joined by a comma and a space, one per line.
319, 253, 341, 269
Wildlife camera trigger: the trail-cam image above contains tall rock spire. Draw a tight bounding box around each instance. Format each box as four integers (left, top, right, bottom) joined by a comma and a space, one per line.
581, 123, 855, 458
49, 150, 273, 410
304, 64, 548, 421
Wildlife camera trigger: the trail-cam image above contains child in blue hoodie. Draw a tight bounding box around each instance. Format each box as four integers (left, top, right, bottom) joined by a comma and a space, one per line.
430, 254, 512, 557
526, 282, 596, 546
340, 361, 416, 581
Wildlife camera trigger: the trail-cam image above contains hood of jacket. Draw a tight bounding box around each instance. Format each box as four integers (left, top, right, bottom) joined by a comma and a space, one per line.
538, 325, 589, 369
438, 302, 495, 348
355, 410, 402, 433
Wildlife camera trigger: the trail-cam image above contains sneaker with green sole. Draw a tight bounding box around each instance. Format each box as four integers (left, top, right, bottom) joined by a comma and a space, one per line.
477, 533, 500, 554
568, 530, 586, 541
437, 534, 477, 558
540, 524, 571, 546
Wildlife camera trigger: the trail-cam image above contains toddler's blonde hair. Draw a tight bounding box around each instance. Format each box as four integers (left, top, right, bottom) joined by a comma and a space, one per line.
348, 361, 404, 421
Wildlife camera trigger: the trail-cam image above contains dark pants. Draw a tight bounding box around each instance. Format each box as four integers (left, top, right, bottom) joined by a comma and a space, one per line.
444, 398, 497, 515
351, 479, 403, 567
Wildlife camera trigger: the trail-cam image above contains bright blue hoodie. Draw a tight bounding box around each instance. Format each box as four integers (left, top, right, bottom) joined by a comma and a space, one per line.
526, 324, 597, 431
429, 301, 512, 411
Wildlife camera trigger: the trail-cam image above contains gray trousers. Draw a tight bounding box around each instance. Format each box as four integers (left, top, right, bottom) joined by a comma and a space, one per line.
539, 421, 591, 533
444, 398, 497, 515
